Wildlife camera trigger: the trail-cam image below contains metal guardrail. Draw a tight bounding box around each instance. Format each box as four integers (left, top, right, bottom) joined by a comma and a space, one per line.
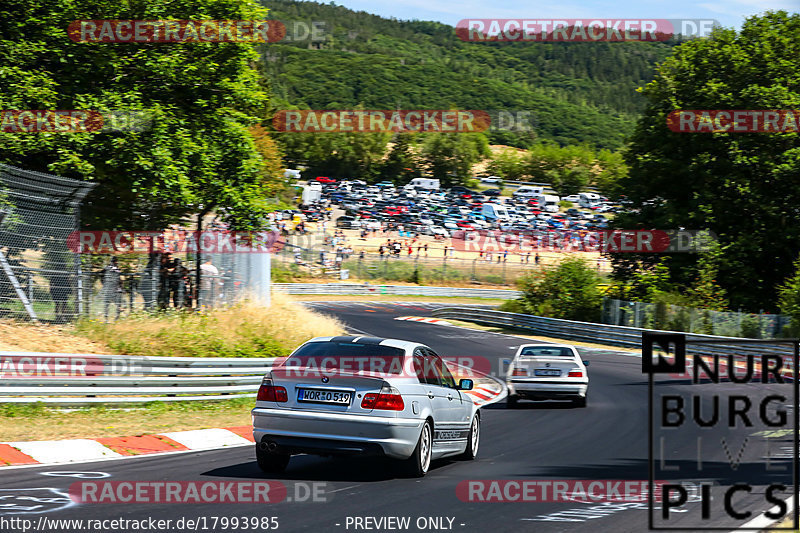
431, 307, 797, 361
272, 283, 521, 299
0, 352, 277, 405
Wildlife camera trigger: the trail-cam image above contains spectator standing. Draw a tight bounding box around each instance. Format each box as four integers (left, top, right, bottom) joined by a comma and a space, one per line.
47, 267, 71, 323
101, 257, 123, 320
199, 258, 219, 307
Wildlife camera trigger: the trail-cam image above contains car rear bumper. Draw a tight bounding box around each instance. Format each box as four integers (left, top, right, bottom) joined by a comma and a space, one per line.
507, 380, 588, 399
252, 407, 423, 460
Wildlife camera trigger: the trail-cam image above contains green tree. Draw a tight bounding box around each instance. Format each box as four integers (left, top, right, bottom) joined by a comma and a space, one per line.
514, 256, 602, 321
418, 132, 490, 187
615, 11, 800, 310
277, 130, 391, 181
778, 254, 800, 334
0, 0, 274, 230
378, 133, 421, 184
485, 149, 527, 181
686, 244, 729, 311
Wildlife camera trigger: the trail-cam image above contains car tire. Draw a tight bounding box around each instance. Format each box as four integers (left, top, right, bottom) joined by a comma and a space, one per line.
573, 395, 587, 408
506, 395, 519, 408
256, 446, 290, 473
398, 420, 433, 478
459, 414, 480, 460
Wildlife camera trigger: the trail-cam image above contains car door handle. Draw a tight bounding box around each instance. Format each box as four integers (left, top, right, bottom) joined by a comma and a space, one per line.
427, 392, 435, 399
447, 394, 454, 401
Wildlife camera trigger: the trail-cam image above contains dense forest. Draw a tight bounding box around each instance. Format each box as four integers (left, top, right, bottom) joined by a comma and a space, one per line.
259, 0, 677, 149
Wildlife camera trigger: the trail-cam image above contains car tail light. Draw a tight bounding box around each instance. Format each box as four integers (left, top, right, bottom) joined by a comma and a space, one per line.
361, 385, 405, 411
257, 379, 288, 402
568, 370, 584, 378
512, 368, 528, 376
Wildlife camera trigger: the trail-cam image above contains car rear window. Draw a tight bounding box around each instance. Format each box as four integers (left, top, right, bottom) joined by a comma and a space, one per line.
519, 347, 574, 357
286, 342, 407, 374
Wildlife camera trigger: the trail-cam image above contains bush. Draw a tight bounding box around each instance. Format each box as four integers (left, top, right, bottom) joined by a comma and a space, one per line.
740, 315, 762, 339
559, 200, 573, 208
498, 299, 525, 313
514, 256, 602, 321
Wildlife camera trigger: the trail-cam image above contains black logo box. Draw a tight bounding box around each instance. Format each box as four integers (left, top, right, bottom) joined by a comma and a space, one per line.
643, 332, 799, 530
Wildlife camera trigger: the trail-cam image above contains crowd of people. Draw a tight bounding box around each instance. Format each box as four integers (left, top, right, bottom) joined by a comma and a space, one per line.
94, 253, 235, 320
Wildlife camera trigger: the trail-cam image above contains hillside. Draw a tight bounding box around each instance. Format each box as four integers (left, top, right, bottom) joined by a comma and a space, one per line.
259, 0, 677, 149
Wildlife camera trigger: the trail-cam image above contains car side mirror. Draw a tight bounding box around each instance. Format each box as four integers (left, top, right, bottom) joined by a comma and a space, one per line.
458, 379, 474, 391
583, 360, 590, 366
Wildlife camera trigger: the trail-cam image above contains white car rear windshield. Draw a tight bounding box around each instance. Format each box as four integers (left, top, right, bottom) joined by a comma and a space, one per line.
287, 342, 406, 374
520, 347, 574, 357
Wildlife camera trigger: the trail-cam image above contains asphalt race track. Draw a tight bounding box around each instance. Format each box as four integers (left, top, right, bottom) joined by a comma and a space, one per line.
1, 302, 795, 533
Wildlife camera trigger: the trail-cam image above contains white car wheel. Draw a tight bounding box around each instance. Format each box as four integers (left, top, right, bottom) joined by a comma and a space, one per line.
399, 420, 432, 477
460, 415, 480, 460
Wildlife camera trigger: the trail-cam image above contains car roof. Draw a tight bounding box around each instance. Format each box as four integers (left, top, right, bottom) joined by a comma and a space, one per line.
517, 343, 577, 351
305, 336, 420, 351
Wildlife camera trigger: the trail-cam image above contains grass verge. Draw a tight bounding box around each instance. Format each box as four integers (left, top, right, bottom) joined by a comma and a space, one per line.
0, 399, 254, 442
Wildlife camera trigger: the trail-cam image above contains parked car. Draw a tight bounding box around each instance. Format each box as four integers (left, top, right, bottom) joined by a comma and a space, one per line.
335, 216, 361, 229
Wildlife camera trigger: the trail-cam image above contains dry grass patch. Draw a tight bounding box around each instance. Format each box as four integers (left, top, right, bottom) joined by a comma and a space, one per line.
0, 321, 113, 353
75, 293, 345, 358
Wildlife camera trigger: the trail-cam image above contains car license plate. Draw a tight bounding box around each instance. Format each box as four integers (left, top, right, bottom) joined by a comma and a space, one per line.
297, 388, 352, 405
534, 369, 561, 377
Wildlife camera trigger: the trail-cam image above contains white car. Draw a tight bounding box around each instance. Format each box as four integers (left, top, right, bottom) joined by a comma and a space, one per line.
563, 195, 580, 203
442, 220, 459, 230
429, 225, 450, 237
504, 344, 589, 408
481, 176, 502, 184
252, 336, 480, 477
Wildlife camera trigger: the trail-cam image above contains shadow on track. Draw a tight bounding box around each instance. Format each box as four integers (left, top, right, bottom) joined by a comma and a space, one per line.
202, 455, 460, 482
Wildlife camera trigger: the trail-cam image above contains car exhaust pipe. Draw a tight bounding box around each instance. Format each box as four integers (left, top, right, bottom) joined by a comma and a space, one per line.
260, 441, 278, 452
